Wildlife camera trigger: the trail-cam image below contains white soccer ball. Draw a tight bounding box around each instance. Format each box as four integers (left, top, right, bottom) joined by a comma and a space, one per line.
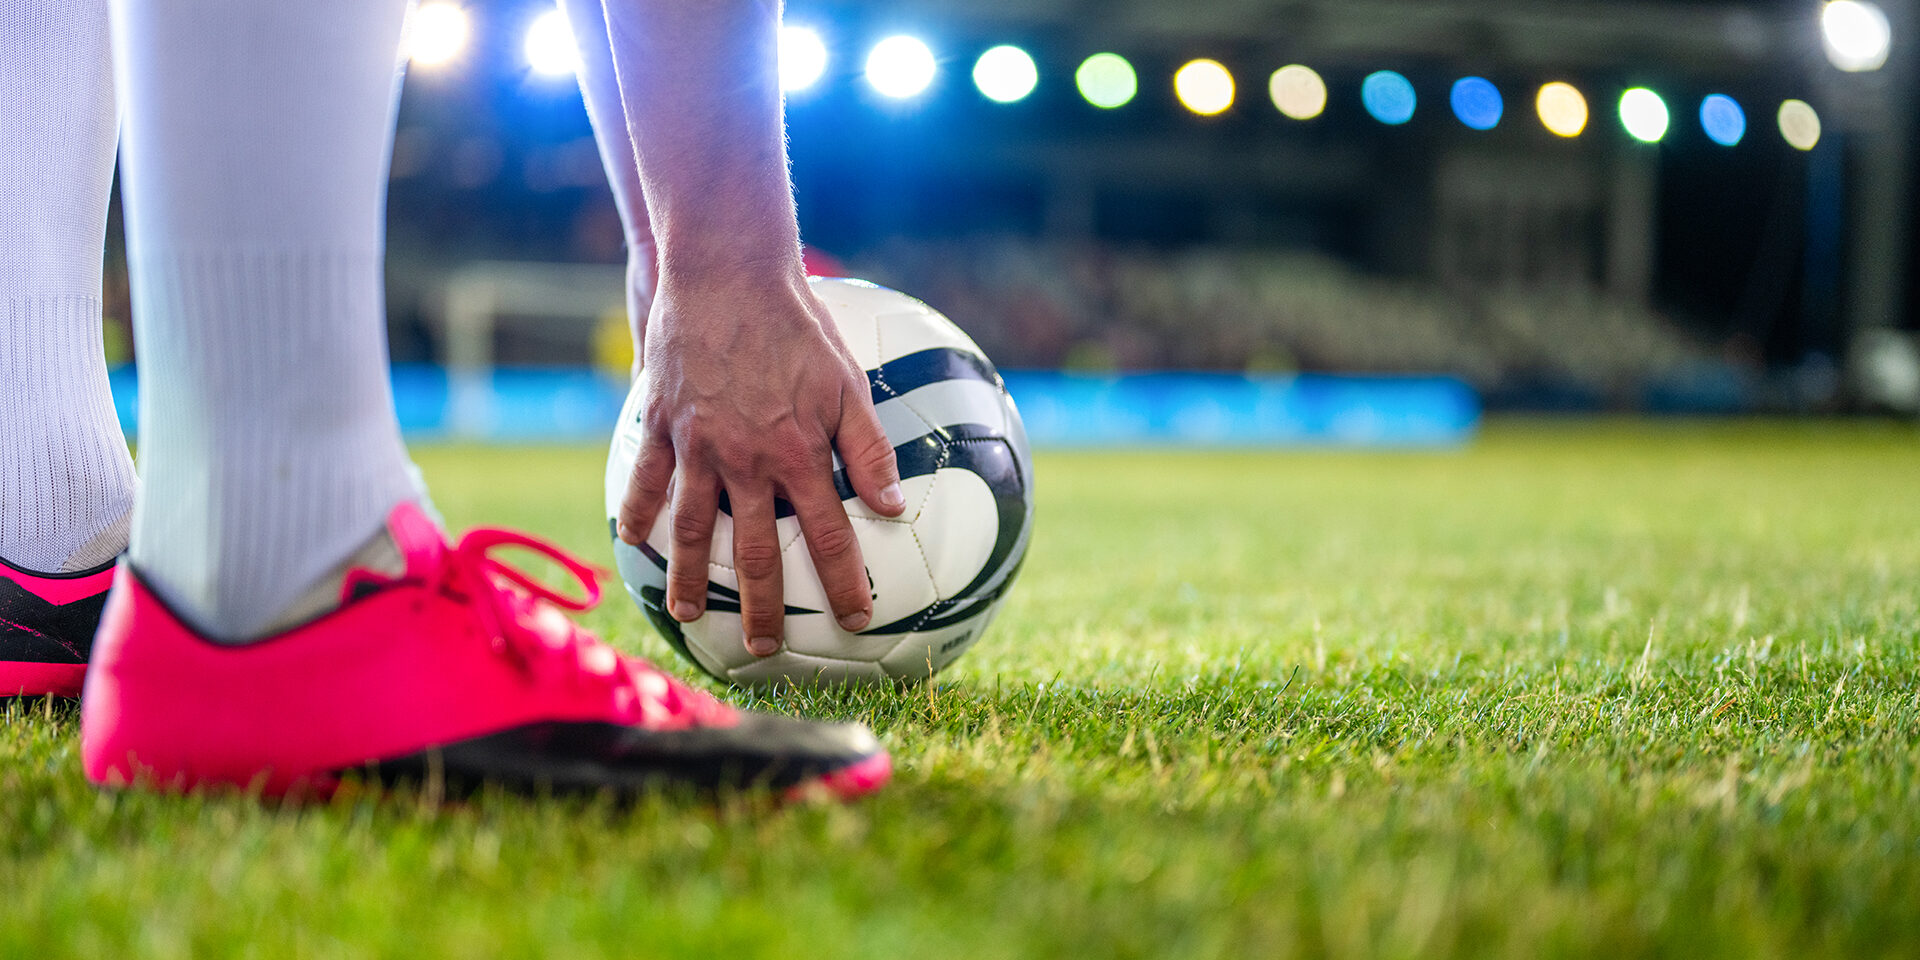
605, 277, 1034, 687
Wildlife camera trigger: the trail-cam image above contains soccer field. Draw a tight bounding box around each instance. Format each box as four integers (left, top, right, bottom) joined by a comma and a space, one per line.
4, 421, 1918, 958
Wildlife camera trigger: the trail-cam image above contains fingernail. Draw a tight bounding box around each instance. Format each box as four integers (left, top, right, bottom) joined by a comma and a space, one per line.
838, 610, 870, 632
880, 482, 904, 509
748, 636, 780, 657
616, 521, 636, 544
671, 600, 699, 621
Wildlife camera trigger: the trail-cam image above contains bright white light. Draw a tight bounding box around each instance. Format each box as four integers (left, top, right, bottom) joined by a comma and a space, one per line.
973, 45, 1038, 103
524, 8, 578, 77
1822, 0, 1892, 72
406, 2, 470, 68
1269, 65, 1326, 120
1778, 99, 1823, 150
1618, 87, 1670, 143
780, 25, 828, 93
865, 35, 936, 99
1174, 59, 1235, 116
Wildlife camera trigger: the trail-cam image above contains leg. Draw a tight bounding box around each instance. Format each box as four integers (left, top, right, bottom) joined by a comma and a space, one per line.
0, 0, 134, 697
111, 0, 419, 641
80, 0, 888, 799
0, 0, 135, 575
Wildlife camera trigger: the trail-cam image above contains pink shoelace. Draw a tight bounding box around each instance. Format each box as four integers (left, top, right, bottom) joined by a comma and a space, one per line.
432, 526, 733, 730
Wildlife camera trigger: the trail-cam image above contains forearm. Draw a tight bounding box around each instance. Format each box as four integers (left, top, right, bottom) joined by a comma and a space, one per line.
561, 0, 651, 251
602, 0, 801, 284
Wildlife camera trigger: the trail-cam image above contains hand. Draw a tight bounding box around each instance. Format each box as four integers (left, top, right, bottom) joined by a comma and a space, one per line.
615, 267, 906, 658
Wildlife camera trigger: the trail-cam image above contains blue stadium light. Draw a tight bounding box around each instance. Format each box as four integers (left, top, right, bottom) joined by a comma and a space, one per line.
973, 45, 1038, 103
865, 35, 936, 99
779, 25, 829, 94
523, 8, 578, 78
1361, 70, 1417, 125
1449, 76, 1503, 130
1699, 94, 1746, 146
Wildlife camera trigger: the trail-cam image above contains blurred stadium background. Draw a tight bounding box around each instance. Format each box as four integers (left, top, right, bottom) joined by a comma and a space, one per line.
100, 0, 1920, 442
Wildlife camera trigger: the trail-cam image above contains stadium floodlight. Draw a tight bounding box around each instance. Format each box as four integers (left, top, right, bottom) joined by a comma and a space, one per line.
523, 8, 578, 77
1618, 87, 1669, 143
1075, 52, 1137, 108
1174, 59, 1235, 116
866, 35, 936, 99
1535, 81, 1588, 137
1778, 99, 1822, 150
1449, 76, 1502, 130
1361, 70, 1416, 125
779, 25, 829, 93
1821, 0, 1892, 72
405, 2, 470, 69
973, 45, 1038, 103
1699, 94, 1746, 146
1269, 65, 1326, 120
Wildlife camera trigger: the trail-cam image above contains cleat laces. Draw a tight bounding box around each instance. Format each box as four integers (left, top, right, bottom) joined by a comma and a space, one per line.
430, 526, 731, 729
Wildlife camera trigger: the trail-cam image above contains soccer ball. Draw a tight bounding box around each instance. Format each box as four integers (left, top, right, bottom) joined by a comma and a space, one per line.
605, 278, 1034, 687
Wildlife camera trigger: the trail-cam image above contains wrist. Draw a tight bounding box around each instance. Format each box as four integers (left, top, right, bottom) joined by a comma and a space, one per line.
656, 245, 808, 302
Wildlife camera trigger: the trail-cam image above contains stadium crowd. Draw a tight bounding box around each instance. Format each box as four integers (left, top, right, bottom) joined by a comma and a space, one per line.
851, 237, 1717, 398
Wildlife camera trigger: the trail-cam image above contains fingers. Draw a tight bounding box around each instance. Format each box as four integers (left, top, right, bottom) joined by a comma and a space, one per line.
836, 385, 905, 517
617, 432, 675, 545
790, 472, 873, 633
664, 465, 718, 624
725, 482, 784, 657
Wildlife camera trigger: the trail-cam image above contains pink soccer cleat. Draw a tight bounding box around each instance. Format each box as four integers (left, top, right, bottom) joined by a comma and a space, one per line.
79, 503, 890, 800
0, 557, 114, 699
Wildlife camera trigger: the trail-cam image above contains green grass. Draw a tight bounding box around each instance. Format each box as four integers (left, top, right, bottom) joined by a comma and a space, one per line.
4, 420, 1919, 958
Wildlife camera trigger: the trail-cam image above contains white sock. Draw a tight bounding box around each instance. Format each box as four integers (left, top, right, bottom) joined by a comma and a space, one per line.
113, 0, 418, 640
0, 0, 136, 574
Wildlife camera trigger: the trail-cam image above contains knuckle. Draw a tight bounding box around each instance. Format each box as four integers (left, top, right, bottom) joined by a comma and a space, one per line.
715, 445, 758, 478
668, 559, 707, 589
671, 510, 712, 546
732, 541, 782, 581
627, 456, 668, 492
847, 427, 897, 473
807, 521, 861, 564
777, 434, 829, 476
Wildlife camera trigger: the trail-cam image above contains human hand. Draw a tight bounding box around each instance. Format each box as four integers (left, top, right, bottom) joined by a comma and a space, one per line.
615, 268, 905, 657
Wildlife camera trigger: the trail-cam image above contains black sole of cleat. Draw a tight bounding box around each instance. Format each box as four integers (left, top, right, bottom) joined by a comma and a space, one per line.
349, 713, 886, 797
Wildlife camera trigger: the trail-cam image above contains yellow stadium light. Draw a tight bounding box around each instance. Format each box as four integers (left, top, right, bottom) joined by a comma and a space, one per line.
1778, 99, 1822, 150
1269, 65, 1326, 120
1535, 82, 1588, 137
406, 2, 470, 68
1174, 59, 1234, 116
